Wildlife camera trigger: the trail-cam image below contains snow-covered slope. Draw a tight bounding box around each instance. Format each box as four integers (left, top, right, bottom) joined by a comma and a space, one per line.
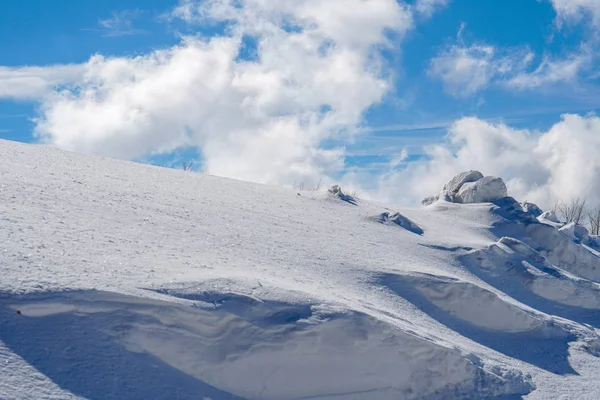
0, 139, 599, 399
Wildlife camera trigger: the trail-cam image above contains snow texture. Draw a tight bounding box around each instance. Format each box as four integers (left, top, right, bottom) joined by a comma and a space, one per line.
0, 140, 599, 399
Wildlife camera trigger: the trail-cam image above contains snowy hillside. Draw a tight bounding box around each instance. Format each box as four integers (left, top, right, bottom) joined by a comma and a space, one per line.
1, 139, 599, 400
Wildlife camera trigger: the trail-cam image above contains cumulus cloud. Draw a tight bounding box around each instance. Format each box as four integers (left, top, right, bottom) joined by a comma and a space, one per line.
7, 0, 412, 186
0, 65, 85, 100
372, 114, 600, 209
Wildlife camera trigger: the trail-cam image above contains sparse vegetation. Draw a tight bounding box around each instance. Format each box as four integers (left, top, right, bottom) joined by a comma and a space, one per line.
554, 197, 587, 225
588, 205, 600, 236
293, 179, 322, 191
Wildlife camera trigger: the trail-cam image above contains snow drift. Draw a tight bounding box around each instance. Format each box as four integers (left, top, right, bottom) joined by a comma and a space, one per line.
1, 142, 599, 399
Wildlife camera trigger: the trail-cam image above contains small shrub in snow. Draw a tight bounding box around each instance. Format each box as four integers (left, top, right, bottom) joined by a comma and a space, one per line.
293, 179, 322, 191
588, 205, 600, 236
554, 197, 587, 225
421, 195, 439, 207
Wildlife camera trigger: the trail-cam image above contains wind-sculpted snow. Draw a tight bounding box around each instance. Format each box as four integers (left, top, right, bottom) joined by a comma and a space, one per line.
0, 289, 532, 400
1, 139, 600, 399
378, 273, 576, 375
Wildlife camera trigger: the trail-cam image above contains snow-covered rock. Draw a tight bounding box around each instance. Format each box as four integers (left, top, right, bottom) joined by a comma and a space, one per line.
441, 170, 484, 197
423, 171, 508, 205
455, 176, 508, 204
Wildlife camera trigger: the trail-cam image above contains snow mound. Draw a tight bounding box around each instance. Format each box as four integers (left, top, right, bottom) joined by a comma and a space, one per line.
422, 171, 508, 205
373, 212, 424, 235
1, 289, 532, 400
559, 222, 590, 243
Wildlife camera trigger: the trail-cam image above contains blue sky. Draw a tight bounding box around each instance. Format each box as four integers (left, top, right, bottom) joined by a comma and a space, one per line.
1, 0, 600, 204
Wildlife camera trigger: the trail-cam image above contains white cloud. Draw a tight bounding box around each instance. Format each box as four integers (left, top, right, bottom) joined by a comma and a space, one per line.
414, 0, 450, 17
0, 65, 85, 100
429, 44, 498, 96
507, 52, 591, 89
429, 42, 533, 96
369, 114, 600, 209
550, 0, 600, 27
429, 27, 592, 95
96, 10, 147, 37
19, 0, 412, 187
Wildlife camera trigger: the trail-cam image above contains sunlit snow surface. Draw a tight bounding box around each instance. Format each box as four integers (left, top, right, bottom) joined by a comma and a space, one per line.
0, 140, 599, 399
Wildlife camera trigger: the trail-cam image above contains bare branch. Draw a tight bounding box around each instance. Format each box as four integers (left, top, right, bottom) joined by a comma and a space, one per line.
588, 205, 600, 236
182, 161, 194, 172
555, 197, 587, 225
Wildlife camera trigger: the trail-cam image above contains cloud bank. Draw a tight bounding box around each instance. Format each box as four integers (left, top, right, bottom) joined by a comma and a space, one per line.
373, 114, 600, 209
17, 0, 412, 187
